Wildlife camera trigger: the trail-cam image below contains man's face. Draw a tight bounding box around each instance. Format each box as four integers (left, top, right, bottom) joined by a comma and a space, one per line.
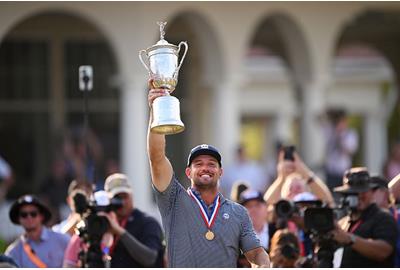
357, 189, 374, 211
18, 204, 43, 232
243, 200, 268, 228
281, 175, 306, 200
372, 188, 389, 208
113, 192, 133, 218
186, 155, 222, 189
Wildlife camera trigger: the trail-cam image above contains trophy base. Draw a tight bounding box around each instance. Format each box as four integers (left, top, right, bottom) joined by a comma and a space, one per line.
151, 96, 185, 135
150, 124, 185, 135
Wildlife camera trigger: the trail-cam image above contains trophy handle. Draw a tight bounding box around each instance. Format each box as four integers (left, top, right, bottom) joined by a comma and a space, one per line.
139, 50, 152, 76
175, 41, 188, 74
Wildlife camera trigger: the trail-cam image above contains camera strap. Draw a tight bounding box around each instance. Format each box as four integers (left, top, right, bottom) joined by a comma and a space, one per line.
22, 242, 47, 268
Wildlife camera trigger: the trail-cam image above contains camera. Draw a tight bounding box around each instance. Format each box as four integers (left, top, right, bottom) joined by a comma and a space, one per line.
275, 199, 298, 219
73, 190, 123, 267
339, 194, 359, 212
282, 145, 295, 161
274, 199, 299, 229
303, 206, 338, 268
304, 207, 335, 234
74, 190, 123, 239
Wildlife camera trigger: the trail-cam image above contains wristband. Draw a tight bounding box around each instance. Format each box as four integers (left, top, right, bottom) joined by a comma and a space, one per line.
347, 233, 356, 246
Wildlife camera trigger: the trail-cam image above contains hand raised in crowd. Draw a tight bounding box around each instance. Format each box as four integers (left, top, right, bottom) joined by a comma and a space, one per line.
276, 150, 296, 180
293, 152, 314, 180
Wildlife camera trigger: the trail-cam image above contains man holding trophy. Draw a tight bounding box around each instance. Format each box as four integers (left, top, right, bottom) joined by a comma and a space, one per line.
143, 22, 270, 268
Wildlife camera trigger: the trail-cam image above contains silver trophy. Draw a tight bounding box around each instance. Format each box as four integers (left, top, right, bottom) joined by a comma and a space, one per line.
139, 21, 188, 135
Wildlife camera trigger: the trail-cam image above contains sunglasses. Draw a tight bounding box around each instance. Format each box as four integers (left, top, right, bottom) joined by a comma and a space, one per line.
19, 211, 39, 219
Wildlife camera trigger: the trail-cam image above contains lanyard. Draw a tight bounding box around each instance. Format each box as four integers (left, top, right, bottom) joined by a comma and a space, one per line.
22, 242, 47, 268
349, 219, 363, 233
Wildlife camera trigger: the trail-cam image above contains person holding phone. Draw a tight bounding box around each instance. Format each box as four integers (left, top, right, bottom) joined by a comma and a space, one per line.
263, 146, 334, 207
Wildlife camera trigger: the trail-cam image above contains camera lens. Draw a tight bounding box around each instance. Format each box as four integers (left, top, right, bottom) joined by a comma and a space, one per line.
87, 214, 109, 240
275, 200, 295, 218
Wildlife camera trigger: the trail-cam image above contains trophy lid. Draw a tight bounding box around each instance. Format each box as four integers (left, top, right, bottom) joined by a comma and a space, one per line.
146, 21, 178, 53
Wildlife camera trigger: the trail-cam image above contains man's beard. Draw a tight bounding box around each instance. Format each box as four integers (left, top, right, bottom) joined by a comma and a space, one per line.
193, 178, 218, 190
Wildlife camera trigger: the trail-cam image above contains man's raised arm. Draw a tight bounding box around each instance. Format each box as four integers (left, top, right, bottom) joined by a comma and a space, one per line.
147, 88, 173, 192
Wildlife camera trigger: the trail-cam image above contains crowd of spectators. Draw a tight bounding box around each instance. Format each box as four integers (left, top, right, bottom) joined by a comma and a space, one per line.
0, 111, 400, 268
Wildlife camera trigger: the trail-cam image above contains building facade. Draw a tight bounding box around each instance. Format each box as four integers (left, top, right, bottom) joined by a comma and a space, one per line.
0, 1, 399, 218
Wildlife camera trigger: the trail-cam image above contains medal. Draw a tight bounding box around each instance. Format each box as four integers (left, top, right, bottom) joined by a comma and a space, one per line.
205, 230, 215, 241
188, 189, 221, 241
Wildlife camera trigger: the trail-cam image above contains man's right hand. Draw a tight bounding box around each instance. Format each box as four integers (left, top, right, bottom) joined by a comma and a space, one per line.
148, 80, 169, 108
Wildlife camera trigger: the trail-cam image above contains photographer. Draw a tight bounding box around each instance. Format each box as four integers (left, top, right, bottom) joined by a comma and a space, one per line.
332, 167, 398, 267
101, 173, 164, 267
63, 174, 164, 267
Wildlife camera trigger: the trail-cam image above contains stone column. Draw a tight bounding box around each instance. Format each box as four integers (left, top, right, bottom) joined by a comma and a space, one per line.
211, 75, 242, 167
120, 74, 155, 214
274, 112, 293, 144
300, 79, 328, 172
364, 111, 386, 175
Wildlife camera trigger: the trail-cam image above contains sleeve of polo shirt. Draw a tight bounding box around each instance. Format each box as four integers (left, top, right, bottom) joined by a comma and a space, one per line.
152, 174, 180, 217
372, 212, 398, 248
238, 205, 261, 253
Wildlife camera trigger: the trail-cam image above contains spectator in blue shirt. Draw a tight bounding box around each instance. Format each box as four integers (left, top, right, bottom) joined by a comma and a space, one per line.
5, 195, 70, 267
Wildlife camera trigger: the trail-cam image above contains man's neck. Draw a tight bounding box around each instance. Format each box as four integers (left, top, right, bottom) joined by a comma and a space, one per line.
192, 187, 219, 206
25, 226, 43, 242
117, 210, 132, 223
253, 222, 265, 233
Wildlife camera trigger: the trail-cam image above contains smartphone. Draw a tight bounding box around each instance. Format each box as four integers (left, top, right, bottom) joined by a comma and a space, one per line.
283, 145, 296, 161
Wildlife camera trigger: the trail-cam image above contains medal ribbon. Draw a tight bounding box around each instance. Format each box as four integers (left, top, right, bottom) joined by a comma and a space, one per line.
187, 189, 221, 230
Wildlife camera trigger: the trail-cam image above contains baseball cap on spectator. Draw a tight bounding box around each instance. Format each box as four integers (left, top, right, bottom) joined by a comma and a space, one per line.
9, 195, 52, 225
293, 192, 318, 203
334, 167, 374, 194
104, 173, 132, 198
187, 144, 222, 167
239, 189, 265, 205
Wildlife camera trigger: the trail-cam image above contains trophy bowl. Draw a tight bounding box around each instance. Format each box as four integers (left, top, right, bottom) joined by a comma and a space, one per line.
139, 22, 188, 135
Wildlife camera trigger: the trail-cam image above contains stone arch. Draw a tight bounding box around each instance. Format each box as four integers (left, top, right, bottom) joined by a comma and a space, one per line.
242, 12, 312, 161
249, 12, 312, 97
0, 10, 120, 196
330, 9, 399, 174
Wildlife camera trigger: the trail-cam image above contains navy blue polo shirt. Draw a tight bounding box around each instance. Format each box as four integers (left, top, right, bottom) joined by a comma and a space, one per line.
110, 208, 164, 267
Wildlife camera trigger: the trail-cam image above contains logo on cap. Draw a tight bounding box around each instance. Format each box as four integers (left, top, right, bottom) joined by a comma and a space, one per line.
24, 195, 33, 203
200, 144, 209, 149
